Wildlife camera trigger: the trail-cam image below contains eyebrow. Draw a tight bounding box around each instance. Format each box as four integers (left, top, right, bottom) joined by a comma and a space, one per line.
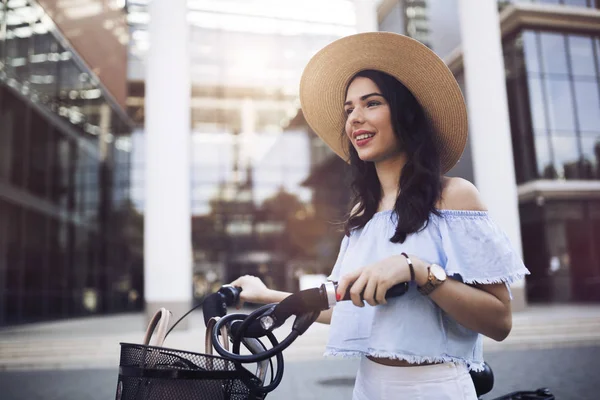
344, 92, 384, 107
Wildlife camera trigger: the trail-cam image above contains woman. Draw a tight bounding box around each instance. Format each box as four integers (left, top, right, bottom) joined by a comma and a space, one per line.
231, 32, 529, 400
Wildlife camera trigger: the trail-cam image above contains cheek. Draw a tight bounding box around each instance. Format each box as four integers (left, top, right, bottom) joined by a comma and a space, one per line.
376, 112, 395, 140
344, 120, 353, 139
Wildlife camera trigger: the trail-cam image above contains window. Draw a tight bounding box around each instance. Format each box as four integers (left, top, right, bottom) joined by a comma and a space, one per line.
49, 128, 74, 210
540, 32, 569, 76
527, 76, 547, 132
0, 87, 28, 187
0, 0, 137, 324
23, 209, 47, 319
29, 9, 59, 106
568, 35, 596, 77
4, 1, 32, 84
511, 30, 600, 181
523, 31, 541, 75
28, 110, 50, 198
2, 201, 23, 323
47, 217, 67, 318
545, 79, 576, 131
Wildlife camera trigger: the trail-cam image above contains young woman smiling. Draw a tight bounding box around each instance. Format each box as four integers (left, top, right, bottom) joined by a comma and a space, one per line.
231, 32, 529, 400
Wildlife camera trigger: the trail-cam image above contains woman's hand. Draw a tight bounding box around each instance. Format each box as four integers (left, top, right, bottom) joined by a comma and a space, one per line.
229, 275, 270, 308
336, 254, 428, 307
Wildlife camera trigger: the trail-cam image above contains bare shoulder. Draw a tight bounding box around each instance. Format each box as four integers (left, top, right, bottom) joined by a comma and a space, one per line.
438, 177, 487, 211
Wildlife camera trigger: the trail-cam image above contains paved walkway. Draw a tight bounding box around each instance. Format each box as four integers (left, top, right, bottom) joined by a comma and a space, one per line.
1, 304, 599, 371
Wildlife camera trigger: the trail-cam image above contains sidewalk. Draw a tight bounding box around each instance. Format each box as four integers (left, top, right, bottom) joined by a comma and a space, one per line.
1, 304, 599, 371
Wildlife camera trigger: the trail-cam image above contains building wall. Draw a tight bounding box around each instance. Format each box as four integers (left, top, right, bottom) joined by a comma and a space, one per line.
35, 0, 129, 109
505, 30, 600, 182
378, 0, 600, 303
504, 26, 600, 301
0, 0, 139, 325
125, 1, 359, 299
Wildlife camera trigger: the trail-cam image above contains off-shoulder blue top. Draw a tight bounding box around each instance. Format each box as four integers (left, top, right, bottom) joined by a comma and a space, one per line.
325, 210, 530, 371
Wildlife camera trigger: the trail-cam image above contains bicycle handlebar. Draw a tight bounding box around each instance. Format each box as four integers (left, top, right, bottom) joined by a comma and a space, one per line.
203, 280, 409, 341
198, 281, 554, 400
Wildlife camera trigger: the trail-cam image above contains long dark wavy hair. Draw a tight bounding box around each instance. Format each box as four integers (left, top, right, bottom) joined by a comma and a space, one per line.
343, 70, 442, 243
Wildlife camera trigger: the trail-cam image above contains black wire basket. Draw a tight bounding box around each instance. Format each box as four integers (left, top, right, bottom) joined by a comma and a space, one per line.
115, 308, 265, 400
116, 343, 264, 400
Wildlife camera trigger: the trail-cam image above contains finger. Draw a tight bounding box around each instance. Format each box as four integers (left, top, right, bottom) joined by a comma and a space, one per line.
375, 281, 389, 305
363, 278, 378, 307
336, 270, 361, 301
230, 275, 247, 286
349, 274, 368, 307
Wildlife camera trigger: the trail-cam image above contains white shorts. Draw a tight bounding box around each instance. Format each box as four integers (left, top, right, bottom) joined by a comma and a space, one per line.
352, 357, 478, 400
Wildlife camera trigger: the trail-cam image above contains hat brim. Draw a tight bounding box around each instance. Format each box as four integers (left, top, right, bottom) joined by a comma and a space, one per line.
299, 32, 468, 174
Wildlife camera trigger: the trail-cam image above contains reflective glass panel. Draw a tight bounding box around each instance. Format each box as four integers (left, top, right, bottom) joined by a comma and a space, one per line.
540, 32, 568, 76
534, 133, 554, 178
562, 0, 589, 6
568, 35, 596, 78
545, 78, 576, 131
28, 3, 58, 105
528, 76, 547, 131
523, 31, 540, 74
28, 109, 50, 198
49, 128, 72, 211
581, 135, 600, 179
4, 0, 32, 84
573, 80, 600, 133
550, 132, 581, 179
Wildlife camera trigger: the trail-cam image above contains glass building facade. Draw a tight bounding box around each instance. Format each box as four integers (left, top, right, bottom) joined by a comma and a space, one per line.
499, 0, 599, 8
505, 31, 600, 182
0, 0, 140, 325
125, 0, 357, 299
376, 0, 600, 304
504, 27, 600, 302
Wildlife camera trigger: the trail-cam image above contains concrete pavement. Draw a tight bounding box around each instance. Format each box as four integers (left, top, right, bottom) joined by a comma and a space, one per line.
1, 304, 599, 371
3, 346, 600, 399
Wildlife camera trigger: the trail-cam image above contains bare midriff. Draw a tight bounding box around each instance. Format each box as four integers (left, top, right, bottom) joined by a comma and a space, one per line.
366, 356, 439, 367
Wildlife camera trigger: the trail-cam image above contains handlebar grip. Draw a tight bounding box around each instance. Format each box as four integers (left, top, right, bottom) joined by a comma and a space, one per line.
203, 285, 242, 326
340, 281, 409, 302
218, 285, 242, 307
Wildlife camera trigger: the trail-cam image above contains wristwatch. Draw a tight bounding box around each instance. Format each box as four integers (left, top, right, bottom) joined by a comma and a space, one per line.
417, 264, 447, 296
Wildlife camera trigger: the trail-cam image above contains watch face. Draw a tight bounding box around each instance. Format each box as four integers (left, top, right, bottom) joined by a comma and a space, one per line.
430, 264, 447, 280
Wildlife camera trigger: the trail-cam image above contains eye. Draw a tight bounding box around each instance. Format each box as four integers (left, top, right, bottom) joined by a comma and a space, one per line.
367, 100, 381, 107
345, 107, 354, 115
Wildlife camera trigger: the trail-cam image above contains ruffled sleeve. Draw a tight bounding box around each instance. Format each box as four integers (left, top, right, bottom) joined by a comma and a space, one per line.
327, 234, 350, 282
437, 210, 530, 286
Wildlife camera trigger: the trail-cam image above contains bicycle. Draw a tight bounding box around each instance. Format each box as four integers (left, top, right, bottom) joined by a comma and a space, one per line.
116, 282, 555, 399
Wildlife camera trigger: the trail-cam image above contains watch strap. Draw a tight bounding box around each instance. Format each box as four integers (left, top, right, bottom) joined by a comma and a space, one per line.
417, 265, 445, 296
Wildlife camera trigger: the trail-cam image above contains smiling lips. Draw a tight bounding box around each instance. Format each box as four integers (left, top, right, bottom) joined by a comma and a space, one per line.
353, 130, 375, 147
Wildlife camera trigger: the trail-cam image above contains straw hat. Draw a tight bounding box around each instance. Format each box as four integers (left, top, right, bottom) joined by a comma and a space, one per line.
299, 32, 468, 173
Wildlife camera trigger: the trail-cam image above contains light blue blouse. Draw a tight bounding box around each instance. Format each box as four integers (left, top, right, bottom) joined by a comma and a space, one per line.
325, 209, 530, 371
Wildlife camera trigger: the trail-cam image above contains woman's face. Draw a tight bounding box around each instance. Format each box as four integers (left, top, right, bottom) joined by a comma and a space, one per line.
344, 76, 401, 163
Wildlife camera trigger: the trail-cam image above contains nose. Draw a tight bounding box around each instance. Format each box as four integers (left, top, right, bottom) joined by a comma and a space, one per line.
348, 107, 365, 125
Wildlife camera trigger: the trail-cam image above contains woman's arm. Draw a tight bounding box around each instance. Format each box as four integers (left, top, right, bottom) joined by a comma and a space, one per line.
339, 253, 512, 341
415, 265, 512, 341
229, 277, 333, 325
430, 177, 512, 341
336, 177, 514, 341
419, 177, 512, 341
261, 289, 333, 325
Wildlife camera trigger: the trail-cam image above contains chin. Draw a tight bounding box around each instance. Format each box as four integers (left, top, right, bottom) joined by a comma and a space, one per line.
357, 151, 382, 163
357, 148, 403, 164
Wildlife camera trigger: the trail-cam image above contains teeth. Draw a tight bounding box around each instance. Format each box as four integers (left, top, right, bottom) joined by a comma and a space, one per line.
356, 133, 374, 140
